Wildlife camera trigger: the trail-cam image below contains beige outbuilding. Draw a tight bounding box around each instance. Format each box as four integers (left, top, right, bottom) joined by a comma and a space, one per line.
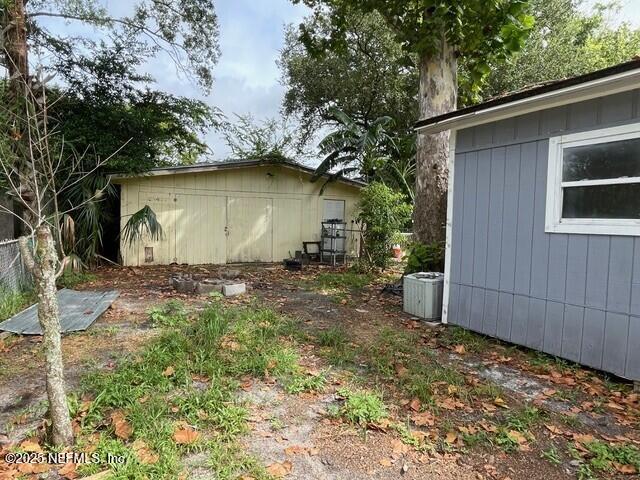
112, 159, 363, 266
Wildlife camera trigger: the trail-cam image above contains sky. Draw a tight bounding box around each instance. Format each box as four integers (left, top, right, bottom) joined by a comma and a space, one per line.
36, 0, 640, 161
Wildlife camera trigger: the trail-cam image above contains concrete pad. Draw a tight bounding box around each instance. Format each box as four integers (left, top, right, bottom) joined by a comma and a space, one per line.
223, 283, 246, 297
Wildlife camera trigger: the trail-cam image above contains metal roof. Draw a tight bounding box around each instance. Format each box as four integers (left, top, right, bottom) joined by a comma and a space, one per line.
110, 157, 366, 188
415, 58, 640, 134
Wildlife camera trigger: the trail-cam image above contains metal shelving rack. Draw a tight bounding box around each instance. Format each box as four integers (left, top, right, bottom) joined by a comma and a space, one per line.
320, 220, 347, 266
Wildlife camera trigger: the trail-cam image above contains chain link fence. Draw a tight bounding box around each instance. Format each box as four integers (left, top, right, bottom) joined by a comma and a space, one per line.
0, 239, 32, 294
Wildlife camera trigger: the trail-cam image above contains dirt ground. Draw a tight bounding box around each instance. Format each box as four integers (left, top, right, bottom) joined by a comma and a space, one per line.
1, 263, 639, 479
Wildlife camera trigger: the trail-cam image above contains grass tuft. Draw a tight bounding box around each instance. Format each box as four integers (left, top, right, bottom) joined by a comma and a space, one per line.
0, 287, 35, 321
57, 270, 97, 289
334, 387, 387, 427
148, 300, 189, 328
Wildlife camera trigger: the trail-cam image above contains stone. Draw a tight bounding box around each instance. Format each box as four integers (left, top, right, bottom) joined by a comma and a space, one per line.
174, 278, 196, 293
223, 283, 246, 297
196, 282, 223, 295
220, 269, 241, 280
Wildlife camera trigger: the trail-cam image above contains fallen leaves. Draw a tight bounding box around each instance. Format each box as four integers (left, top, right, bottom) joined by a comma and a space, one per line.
58, 462, 78, 479
284, 445, 318, 456
544, 424, 563, 435
266, 460, 292, 478
132, 439, 159, 464
452, 344, 466, 355
444, 431, 458, 444
110, 411, 132, 440
411, 411, 435, 427
173, 425, 200, 445
478, 420, 497, 433
20, 438, 42, 452
506, 430, 528, 447
613, 462, 638, 474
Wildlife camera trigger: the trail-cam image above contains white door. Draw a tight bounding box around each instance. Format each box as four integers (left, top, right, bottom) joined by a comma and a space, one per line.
226, 197, 273, 262
175, 194, 227, 264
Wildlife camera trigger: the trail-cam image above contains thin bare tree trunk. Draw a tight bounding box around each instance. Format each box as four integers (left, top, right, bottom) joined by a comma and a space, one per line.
5, 0, 74, 447
414, 34, 457, 245
19, 227, 74, 446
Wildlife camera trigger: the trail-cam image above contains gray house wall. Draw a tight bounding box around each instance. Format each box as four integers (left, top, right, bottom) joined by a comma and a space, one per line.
448, 89, 640, 381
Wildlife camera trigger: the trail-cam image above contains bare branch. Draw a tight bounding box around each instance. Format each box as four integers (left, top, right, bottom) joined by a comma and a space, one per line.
55, 255, 70, 279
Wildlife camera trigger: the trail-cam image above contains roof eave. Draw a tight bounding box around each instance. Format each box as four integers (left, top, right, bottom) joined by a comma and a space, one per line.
416, 66, 640, 135
110, 160, 366, 188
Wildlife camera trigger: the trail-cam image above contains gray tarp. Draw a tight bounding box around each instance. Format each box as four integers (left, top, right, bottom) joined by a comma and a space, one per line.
0, 289, 119, 335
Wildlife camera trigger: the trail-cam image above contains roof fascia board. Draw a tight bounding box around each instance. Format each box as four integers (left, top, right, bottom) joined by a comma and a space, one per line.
416, 68, 640, 135
110, 161, 365, 188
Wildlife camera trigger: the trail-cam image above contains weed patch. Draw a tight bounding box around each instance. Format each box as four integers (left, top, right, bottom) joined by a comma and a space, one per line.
0, 287, 35, 321
439, 326, 489, 353
307, 272, 373, 302
283, 371, 327, 394
148, 300, 189, 328
333, 387, 387, 427
57, 271, 97, 289
580, 439, 640, 475
76, 302, 305, 478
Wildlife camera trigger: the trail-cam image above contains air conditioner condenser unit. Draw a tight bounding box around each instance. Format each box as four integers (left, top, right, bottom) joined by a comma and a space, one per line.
403, 272, 444, 321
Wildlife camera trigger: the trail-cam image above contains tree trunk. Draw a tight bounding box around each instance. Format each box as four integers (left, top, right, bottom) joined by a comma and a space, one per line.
414, 35, 457, 245
3, 0, 33, 231
19, 227, 74, 447
3, 0, 29, 85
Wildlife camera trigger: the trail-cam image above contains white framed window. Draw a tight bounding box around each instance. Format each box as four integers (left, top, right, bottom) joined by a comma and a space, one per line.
545, 122, 640, 236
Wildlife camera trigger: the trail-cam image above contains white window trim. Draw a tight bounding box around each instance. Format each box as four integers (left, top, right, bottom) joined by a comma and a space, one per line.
545, 122, 640, 236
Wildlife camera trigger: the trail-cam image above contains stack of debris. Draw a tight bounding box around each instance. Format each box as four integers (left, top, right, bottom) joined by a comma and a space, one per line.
170, 270, 246, 297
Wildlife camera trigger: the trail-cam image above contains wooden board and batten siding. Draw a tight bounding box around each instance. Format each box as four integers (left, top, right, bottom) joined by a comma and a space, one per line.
448, 89, 640, 381
117, 164, 361, 266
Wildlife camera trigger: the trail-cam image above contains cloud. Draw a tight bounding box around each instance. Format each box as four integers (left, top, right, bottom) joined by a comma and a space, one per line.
147, 0, 310, 158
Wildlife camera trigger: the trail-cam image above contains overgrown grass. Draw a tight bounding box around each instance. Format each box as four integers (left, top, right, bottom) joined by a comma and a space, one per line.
495, 405, 544, 452
313, 272, 373, 291
306, 271, 374, 303
283, 371, 327, 394
438, 326, 489, 353
0, 287, 35, 321
526, 350, 579, 373
148, 300, 189, 328
76, 302, 303, 479
579, 439, 640, 476
332, 387, 387, 427
315, 326, 357, 366
57, 270, 97, 289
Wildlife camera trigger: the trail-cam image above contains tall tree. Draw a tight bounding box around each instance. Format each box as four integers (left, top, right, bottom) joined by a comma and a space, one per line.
280, 11, 418, 143
0, 0, 220, 446
219, 113, 306, 161
475, 0, 640, 102
294, 0, 533, 243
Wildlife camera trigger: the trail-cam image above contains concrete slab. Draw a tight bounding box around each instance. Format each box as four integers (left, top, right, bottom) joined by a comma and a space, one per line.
0, 289, 119, 335
223, 283, 246, 297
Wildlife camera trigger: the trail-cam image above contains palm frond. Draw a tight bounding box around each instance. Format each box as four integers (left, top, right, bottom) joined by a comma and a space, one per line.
121, 205, 164, 247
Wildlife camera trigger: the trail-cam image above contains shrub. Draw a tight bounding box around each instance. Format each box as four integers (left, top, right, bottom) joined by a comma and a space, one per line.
404, 241, 445, 274
357, 182, 412, 270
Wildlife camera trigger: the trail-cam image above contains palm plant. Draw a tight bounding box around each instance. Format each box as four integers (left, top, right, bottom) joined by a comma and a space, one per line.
121, 204, 164, 248
312, 108, 396, 191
